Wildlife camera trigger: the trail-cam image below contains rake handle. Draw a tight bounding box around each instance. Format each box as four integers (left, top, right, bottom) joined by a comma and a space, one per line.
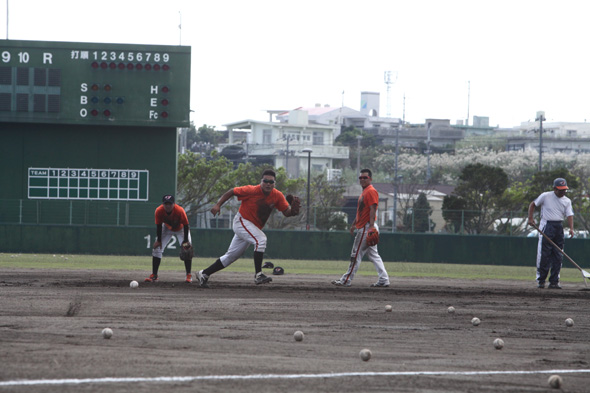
530, 223, 584, 272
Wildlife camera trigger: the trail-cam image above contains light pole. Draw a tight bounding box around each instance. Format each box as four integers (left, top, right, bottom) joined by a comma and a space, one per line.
302, 148, 313, 230
393, 125, 400, 232
356, 135, 363, 172
536, 111, 545, 172
426, 122, 432, 182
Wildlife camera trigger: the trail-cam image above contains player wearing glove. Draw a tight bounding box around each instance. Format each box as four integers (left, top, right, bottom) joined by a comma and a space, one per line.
197, 169, 298, 288
331, 169, 390, 288
145, 194, 194, 284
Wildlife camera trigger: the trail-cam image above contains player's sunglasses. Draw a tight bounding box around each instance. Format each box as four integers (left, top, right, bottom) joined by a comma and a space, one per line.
358, 176, 370, 180
262, 179, 275, 184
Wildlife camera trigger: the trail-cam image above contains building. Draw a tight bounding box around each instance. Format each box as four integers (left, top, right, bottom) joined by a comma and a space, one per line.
507, 121, 590, 153
222, 110, 349, 178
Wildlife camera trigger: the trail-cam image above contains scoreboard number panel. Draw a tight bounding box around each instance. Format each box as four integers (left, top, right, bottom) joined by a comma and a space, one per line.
0, 40, 190, 127
28, 167, 149, 201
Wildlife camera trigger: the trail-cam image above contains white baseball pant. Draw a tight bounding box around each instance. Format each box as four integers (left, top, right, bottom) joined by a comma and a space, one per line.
152, 225, 192, 258
339, 223, 389, 284
219, 213, 267, 267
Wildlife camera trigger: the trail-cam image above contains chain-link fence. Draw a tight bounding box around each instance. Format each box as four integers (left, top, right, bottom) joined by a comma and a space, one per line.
0, 199, 547, 236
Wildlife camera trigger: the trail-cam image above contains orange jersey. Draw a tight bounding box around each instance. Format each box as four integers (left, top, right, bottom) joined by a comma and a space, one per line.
234, 185, 289, 229
355, 184, 379, 228
154, 204, 189, 231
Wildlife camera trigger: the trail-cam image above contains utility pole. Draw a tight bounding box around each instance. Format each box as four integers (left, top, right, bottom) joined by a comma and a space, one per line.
536, 111, 546, 171
356, 135, 363, 172
426, 122, 432, 182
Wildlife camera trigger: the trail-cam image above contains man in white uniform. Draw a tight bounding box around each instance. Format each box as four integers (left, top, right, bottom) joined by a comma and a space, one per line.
527, 178, 574, 289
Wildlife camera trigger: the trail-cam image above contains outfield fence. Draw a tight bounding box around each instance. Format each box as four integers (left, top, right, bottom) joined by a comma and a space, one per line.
0, 198, 558, 237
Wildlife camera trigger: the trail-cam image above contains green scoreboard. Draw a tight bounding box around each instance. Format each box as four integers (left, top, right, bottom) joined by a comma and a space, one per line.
0, 40, 190, 222
0, 40, 190, 126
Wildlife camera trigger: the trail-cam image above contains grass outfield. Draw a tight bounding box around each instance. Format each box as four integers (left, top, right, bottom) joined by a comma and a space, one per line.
1, 252, 587, 283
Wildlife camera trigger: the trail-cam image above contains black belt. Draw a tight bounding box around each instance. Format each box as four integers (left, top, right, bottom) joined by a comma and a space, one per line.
546, 221, 563, 224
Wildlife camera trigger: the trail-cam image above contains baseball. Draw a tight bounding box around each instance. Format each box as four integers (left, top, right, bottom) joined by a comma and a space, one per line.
294, 330, 304, 342
385, 305, 392, 312
565, 318, 574, 327
447, 306, 455, 314
471, 317, 481, 326
493, 338, 504, 350
359, 349, 371, 361
548, 374, 563, 389
129, 280, 139, 289
102, 328, 113, 339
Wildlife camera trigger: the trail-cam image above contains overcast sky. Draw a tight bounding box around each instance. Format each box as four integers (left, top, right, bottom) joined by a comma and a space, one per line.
2, 0, 590, 129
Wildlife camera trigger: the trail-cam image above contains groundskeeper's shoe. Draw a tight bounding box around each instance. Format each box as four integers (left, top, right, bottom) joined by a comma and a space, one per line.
197, 270, 209, 288
254, 273, 272, 285
145, 274, 158, 283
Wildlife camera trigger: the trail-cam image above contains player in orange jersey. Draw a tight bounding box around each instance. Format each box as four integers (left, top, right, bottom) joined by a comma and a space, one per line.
196, 169, 299, 287
145, 194, 193, 283
332, 169, 390, 287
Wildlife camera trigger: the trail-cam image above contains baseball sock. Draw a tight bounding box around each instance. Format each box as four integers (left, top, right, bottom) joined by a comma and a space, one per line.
254, 251, 264, 275
184, 259, 192, 274
152, 257, 161, 276
203, 259, 224, 276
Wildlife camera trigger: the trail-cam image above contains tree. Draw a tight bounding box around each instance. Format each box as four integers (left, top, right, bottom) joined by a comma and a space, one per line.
309, 173, 348, 231
450, 163, 509, 234
442, 194, 471, 233
404, 192, 434, 232
176, 152, 240, 218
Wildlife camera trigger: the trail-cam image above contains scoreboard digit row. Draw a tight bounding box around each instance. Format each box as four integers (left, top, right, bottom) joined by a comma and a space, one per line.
0, 40, 190, 127
28, 167, 149, 201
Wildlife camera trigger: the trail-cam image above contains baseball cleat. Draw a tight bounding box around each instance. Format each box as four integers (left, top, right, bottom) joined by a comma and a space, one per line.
370, 281, 390, 287
185, 274, 193, 283
537, 282, 545, 288
548, 283, 562, 289
254, 273, 272, 285
144, 274, 158, 283
331, 280, 351, 287
197, 270, 209, 288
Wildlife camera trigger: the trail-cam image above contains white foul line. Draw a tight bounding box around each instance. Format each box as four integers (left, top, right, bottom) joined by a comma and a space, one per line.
1, 369, 590, 387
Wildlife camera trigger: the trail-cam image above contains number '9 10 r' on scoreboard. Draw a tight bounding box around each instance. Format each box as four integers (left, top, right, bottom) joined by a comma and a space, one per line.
0, 40, 191, 127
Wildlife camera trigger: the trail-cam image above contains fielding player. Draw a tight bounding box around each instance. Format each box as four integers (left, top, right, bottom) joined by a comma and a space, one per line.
197, 169, 299, 288
145, 194, 193, 283
528, 178, 574, 289
332, 169, 390, 287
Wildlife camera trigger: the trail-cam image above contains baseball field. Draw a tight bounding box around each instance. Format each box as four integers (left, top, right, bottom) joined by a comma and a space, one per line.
1, 254, 589, 392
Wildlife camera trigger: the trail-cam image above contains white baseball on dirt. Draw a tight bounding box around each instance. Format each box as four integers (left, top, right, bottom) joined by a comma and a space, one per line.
548, 374, 562, 389
359, 349, 371, 361
565, 318, 574, 327
102, 328, 113, 339
294, 330, 304, 342
471, 317, 481, 326
130, 280, 139, 289
447, 306, 455, 314
385, 305, 392, 312
493, 338, 504, 350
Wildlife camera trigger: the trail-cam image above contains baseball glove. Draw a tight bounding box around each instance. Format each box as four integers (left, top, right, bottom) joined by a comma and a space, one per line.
366, 228, 379, 246
286, 194, 301, 216
179, 242, 194, 261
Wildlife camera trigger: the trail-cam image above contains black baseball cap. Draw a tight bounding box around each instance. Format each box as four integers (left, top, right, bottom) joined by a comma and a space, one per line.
162, 194, 175, 203
553, 178, 568, 190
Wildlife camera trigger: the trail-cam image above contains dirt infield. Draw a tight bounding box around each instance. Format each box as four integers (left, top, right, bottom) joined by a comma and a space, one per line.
1, 268, 589, 392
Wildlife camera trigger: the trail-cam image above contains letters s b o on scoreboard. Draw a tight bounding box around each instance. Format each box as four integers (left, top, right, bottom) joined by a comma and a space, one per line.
0, 40, 190, 127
